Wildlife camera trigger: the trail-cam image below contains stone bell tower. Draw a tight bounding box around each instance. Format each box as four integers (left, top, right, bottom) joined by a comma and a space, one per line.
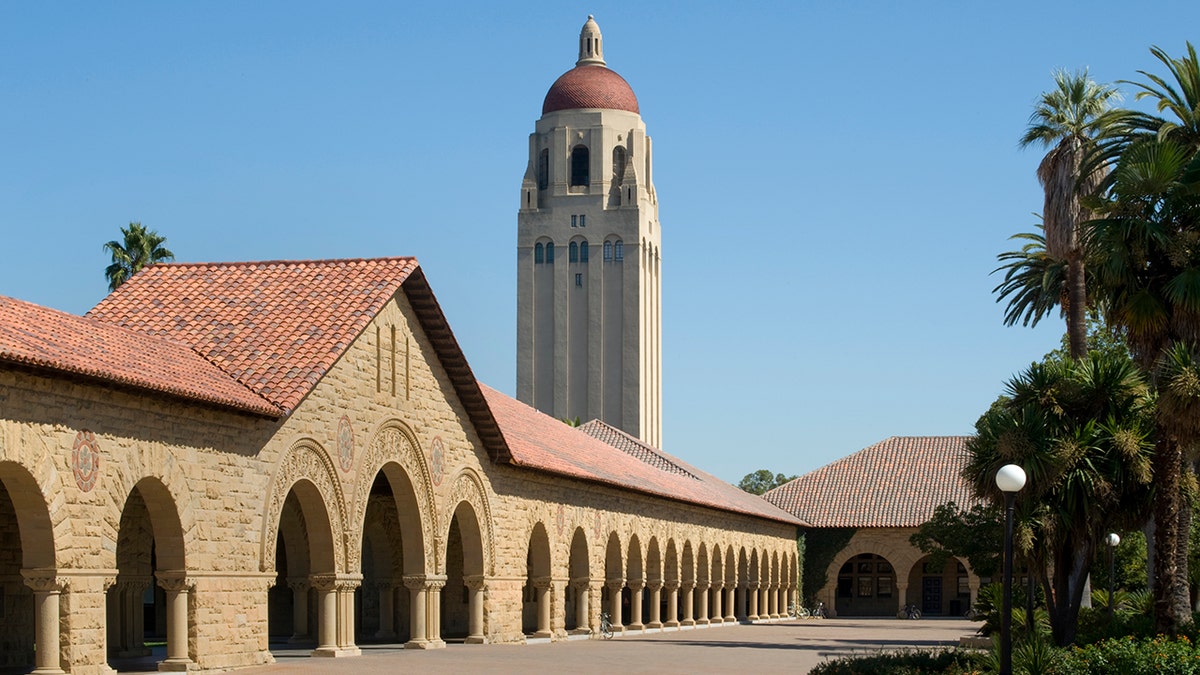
516, 15, 662, 448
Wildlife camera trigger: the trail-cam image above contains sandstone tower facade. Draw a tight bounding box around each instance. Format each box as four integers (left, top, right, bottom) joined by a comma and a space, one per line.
517, 16, 662, 448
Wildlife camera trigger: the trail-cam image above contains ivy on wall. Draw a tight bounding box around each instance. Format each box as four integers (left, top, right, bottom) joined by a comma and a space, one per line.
801, 527, 857, 604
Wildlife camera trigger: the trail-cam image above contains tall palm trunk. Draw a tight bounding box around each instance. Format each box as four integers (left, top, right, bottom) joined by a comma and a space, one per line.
1152, 434, 1189, 634
1065, 251, 1088, 359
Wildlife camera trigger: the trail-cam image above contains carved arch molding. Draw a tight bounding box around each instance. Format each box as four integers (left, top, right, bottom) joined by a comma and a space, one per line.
443, 468, 496, 577
260, 440, 348, 573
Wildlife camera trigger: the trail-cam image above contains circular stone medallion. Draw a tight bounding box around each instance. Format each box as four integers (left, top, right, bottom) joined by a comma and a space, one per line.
429, 437, 446, 486
72, 430, 101, 492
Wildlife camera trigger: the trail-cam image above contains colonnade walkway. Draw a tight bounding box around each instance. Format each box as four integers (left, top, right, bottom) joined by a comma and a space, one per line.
173, 618, 976, 674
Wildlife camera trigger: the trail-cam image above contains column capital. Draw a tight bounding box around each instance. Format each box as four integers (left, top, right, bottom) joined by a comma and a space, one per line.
310, 573, 339, 592
21, 569, 67, 594
664, 579, 680, 591
696, 581, 711, 591
533, 576, 553, 591
464, 575, 487, 592
748, 581, 761, 590
711, 581, 724, 591
680, 580, 696, 591
155, 571, 193, 593
647, 579, 663, 592
628, 580, 646, 592
425, 574, 448, 591
287, 578, 310, 592
605, 579, 625, 591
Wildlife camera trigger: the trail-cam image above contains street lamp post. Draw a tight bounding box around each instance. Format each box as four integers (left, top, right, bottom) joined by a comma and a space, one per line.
996, 464, 1026, 675
1106, 533, 1121, 622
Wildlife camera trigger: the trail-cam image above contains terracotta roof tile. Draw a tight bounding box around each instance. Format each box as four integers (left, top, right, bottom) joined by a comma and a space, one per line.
87, 258, 419, 413
578, 420, 697, 479
0, 295, 279, 416
543, 65, 639, 114
764, 436, 978, 528
482, 385, 803, 526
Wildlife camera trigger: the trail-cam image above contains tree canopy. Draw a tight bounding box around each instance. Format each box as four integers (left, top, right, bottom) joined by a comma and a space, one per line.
103, 222, 175, 291
737, 469, 797, 495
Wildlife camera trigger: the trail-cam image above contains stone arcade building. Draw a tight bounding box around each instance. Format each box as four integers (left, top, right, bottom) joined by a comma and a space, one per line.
0, 259, 799, 674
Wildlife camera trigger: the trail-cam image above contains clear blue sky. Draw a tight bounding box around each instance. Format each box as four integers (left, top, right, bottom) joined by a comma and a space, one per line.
3, 2, 1197, 483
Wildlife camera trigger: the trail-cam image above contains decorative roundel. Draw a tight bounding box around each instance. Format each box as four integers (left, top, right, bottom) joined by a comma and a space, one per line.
337, 416, 354, 473
72, 430, 101, 492
556, 504, 566, 537
429, 437, 446, 487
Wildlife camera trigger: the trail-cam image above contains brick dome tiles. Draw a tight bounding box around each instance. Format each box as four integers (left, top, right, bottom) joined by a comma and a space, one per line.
542, 65, 639, 115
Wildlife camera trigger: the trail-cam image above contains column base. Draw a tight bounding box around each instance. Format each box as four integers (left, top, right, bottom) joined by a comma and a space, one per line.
310, 647, 361, 658
724, 616, 736, 623
404, 638, 431, 650
696, 618, 710, 626
569, 627, 591, 636
681, 619, 695, 627
628, 622, 644, 631
158, 658, 197, 672
531, 630, 553, 639
646, 621, 663, 629
663, 620, 680, 628
464, 635, 487, 644
30, 669, 66, 675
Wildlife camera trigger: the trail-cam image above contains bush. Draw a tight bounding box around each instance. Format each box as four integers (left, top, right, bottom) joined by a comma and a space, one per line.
1059, 635, 1200, 674
807, 648, 987, 675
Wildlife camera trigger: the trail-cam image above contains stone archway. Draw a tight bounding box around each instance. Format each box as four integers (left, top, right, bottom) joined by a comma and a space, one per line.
680, 541, 695, 626
626, 534, 644, 628
442, 497, 487, 643
524, 523, 552, 638
108, 476, 190, 671
663, 539, 680, 627
645, 537, 663, 628
565, 528, 590, 634
603, 532, 624, 632
723, 546, 737, 622
0, 461, 57, 672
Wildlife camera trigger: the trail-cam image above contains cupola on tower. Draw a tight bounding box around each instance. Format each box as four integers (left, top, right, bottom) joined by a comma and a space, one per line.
517, 15, 662, 448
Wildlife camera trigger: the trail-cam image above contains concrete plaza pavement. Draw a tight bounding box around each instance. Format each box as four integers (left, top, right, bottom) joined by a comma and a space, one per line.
223, 618, 980, 674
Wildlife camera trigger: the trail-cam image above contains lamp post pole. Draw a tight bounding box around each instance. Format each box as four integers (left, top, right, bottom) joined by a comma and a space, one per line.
1106, 533, 1121, 622
996, 464, 1026, 675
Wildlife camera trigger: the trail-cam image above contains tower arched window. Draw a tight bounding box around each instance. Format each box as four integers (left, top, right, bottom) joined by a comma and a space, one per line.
535, 242, 544, 264
580, 241, 589, 263
603, 241, 613, 262
612, 146, 626, 182
614, 240, 624, 262
569, 241, 579, 263
537, 149, 549, 190
546, 243, 555, 264
570, 145, 589, 186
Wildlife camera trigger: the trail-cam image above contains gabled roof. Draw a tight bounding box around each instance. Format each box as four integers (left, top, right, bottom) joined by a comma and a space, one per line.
482, 386, 804, 527
764, 436, 976, 528
0, 295, 280, 416
85, 258, 512, 461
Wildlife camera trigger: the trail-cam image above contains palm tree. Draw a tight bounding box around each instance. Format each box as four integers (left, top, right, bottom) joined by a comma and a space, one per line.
963, 352, 1154, 645
103, 222, 175, 291
993, 224, 1068, 329
1018, 69, 1121, 359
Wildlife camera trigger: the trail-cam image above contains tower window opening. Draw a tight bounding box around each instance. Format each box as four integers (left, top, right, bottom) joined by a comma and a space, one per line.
612, 146, 626, 182
535, 242, 544, 264
570, 145, 589, 186
575, 273, 583, 287
537, 149, 549, 190
546, 243, 555, 264
614, 241, 623, 262
580, 241, 589, 263
603, 241, 613, 262
569, 242, 579, 263
579, 214, 585, 227
571, 215, 577, 228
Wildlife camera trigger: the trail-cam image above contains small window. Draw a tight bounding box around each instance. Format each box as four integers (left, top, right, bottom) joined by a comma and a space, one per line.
570, 145, 589, 186
535, 243, 544, 264
580, 241, 589, 263
575, 273, 583, 287
603, 241, 613, 261
579, 214, 586, 227
537, 149, 549, 190
614, 241, 623, 261
857, 577, 873, 597
877, 577, 893, 597
546, 243, 555, 264
571, 215, 577, 228
613, 146, 626, 181
569, 242, 579, 263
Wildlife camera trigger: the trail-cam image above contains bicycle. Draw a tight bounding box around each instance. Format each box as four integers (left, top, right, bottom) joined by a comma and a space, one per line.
902, 603, 922, 619
811, 601, 827, 619
599, 610, 614, 639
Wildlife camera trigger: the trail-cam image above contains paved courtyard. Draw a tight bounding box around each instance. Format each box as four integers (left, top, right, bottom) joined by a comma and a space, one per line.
208, 618, 977, 674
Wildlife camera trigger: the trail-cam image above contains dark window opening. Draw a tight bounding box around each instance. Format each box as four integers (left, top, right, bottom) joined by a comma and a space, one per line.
569, 242, 579, 263
603, 241, 613, 261
613, 146, 626, 181
614, 241, 623, 261
575, 273, 583, 287
537, 149, 549, 190
579, 214, 585, 227
580, 241, 589, 263
534, 243, 544, 264
571, 215, 577, 228
570, 145, 589, 186
546, 243, 555, 264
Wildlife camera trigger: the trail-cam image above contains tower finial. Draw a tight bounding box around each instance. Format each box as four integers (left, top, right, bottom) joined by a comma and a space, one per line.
577, 15, 605, 67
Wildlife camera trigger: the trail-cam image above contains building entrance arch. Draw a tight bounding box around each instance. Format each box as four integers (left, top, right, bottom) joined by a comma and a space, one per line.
835, 553, 898, 617
0, 462, 57, 672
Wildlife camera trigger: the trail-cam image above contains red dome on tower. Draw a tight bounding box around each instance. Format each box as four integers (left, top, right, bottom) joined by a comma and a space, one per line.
542, 65, 640, 115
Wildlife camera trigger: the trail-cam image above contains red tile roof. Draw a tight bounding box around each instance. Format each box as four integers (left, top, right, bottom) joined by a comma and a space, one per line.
482, 385, 804, 526
543, 65, 639, 114
0, 295, 280, 416
764, 437, 977, 528
88, 258, 420, 414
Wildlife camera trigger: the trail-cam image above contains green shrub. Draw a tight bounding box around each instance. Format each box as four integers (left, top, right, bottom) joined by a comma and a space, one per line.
1059, 635, 1200, 674
807, 648, 986, 675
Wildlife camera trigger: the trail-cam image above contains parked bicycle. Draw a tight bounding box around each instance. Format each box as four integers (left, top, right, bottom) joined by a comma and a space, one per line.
902, 603, 923, 619
811, 601, 827, 618
599, 610, 614, 639
795, 601, 826, 618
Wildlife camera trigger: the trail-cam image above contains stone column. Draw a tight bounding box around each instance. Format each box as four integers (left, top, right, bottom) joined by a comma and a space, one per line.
748, 582, 760, 620
680, 581, 695, 627
776, 586, 785, 619
310, 575, 339, 656
287, 578, 310, 644
570, 578, 590, 634
532, 577, 553, 638
768, 584, 779, 618
759, 585, 769, 620
628, 581, 645, 630
156, 572, 194, 671
664, 580, 680, 628
724, 584, 736, 623
403, 576, 428, 649
335, 576, 361, 655
464, 575, 487, 644
710, 582, 723, 623
896, 582, 909, 618
425, 576, 446, 648
696, 583, 710, 626
647, 580, 663, 629
606, 580, 624, 631
589, 581, 604, 635
22, 571, 65, 675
